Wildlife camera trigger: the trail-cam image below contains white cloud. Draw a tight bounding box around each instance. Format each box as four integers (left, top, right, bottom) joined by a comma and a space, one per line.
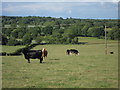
3, 3, 90, 14
3, 3, 64, 13
67, 10, 72, 14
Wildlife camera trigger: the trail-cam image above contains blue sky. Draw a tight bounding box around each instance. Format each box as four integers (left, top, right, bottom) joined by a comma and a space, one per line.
2, 2, 118, 19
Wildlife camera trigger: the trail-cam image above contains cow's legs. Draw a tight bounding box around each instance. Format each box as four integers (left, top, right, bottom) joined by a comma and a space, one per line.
40, 58, 43, 63
27, 59, 30, 63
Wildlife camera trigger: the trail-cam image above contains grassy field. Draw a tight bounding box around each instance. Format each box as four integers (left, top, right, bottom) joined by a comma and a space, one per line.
1, 45, 25, 53
2, 37, 118, 88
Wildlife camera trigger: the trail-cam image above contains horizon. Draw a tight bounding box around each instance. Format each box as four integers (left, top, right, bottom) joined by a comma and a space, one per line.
1, 15, 119, 20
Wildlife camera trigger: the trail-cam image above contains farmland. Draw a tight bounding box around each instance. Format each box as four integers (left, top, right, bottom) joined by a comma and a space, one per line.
1, 37, 118, 88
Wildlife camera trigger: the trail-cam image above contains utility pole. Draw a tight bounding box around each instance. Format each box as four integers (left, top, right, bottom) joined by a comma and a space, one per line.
105, 25, 107, 55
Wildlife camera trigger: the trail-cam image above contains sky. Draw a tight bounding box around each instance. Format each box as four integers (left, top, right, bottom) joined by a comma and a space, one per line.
2, 1, 119, 19
1, 0, 119, 2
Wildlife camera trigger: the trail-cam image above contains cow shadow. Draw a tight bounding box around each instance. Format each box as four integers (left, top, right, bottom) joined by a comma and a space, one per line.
77, 42, 88, 44
42, 59, 60, 64
48, 58, 60, 60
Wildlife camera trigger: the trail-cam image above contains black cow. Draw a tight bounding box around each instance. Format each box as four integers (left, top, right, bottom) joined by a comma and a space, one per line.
66, 49, 79, 55
22, 49, 44, 63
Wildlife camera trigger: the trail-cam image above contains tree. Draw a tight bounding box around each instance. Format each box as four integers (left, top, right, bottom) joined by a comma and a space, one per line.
108, 26, 119, 40
107, 30, 114, 40
42, 25, 53, 35
112, 26, 119, 40
63, 28, 76, 39
11, 29, 18, 38
35, 36, 42, 44
52, 32, 63, 44
18, 27, 28, 38
81, 23, 93, 36
7, 37, 18, 46
18, 32, 24, 38
3, 28, 13, 37
22, 34, 32, 45
71, 37, 79, 44
0, 33, 8, 45
87, 26, 104, 37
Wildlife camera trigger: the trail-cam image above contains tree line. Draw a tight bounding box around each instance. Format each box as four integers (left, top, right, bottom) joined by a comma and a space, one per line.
1, 16, 119, 46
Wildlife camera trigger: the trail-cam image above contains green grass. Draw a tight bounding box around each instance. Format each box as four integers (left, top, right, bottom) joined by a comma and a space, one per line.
1, 45, 25, 53
78, 37, 117, 44
2, 37, 118, 88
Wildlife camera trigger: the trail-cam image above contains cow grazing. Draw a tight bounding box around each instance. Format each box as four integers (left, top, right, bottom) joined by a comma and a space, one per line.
66, 49, 79, 55
22, 48, 48, 63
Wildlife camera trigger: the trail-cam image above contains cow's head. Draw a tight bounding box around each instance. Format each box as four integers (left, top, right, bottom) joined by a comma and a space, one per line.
42, 48, 48, 58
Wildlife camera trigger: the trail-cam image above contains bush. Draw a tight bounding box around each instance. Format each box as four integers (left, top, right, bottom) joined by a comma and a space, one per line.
0, 52, 6, 56
7, 37, 19, 46
35, 36, 42, 44
0, 33, 8, 45
22, 34, 32, 45
71, 37, 78, 44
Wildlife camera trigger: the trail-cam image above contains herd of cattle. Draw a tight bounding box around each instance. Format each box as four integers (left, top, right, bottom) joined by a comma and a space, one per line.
22, 48, 79, 63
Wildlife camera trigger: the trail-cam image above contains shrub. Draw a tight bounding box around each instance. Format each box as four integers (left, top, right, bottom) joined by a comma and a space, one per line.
7, 37, 19, 46
0, 52, 6, 56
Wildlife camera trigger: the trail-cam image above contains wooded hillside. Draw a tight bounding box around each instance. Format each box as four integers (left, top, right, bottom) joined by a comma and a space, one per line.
1, 16, 119, 45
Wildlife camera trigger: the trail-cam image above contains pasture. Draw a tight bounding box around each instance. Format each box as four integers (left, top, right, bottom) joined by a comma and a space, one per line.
2, 37, 118, 88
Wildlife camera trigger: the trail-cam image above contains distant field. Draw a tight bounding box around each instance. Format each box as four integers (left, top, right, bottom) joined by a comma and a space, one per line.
78, 37, 117, 44
1, 45, 25, 53
2, 37, 118, 88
